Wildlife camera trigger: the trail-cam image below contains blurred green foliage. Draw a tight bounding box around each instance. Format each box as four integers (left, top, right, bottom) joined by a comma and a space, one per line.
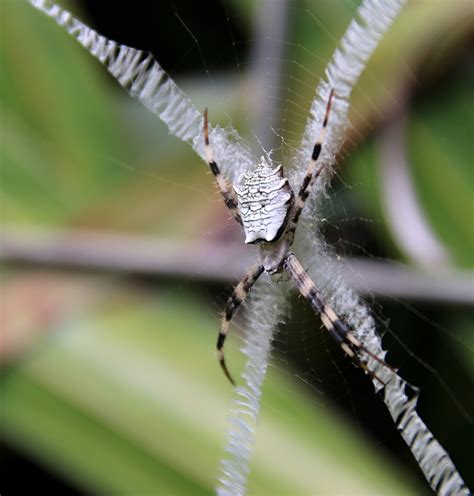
2, 279, 420, 494
1, 0, 472, 494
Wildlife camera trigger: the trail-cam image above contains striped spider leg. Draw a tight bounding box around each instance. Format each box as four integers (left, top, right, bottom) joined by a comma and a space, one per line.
217, 264, 264, 385
203, 108, 242, 225
284, 253, 395, 386
287, 88, 335, 240
204, 89, 394, 386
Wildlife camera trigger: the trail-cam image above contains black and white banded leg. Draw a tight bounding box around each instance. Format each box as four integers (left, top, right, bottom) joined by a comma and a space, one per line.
217, 264, 264, 385
204, 109, 242, 225
284, 252, 393, 385
289, 89, 335, 235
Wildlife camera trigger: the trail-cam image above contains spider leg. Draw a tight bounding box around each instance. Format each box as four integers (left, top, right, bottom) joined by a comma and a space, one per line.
217, 263, 264, 385
204, 108, 242, 225
288, 89, 335, 236
284, 252, 392, 385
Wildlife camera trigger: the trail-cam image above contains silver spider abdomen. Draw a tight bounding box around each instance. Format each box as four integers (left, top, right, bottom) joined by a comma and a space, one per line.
234, 158, 293, 244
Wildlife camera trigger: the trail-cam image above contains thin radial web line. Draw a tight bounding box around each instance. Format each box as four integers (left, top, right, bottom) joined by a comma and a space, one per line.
28, 0, 255, 186
288, 0, 470, 494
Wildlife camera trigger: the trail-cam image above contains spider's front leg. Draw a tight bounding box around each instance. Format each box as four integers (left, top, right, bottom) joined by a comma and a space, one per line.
284, 253, 393, 385
288, 89, 335, 238
217, 263, 264, 385
203, 109, 242, 225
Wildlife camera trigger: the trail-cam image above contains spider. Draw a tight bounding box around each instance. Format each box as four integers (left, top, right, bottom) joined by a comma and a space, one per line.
204, 89, 393, 386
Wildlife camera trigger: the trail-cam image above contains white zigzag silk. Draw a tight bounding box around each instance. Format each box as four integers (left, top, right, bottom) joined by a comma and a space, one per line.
29, 0, 254, 187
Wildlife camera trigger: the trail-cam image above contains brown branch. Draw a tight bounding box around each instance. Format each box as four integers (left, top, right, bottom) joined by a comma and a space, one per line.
1, 226, 472, 304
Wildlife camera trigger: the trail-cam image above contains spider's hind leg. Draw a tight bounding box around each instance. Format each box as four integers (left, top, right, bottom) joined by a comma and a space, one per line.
284, 252, 394, 386
217, 263, 264, 385
331, 319, 389, 387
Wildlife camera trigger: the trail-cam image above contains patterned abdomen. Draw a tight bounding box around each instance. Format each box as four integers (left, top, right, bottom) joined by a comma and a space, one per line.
234, 158, 293, 244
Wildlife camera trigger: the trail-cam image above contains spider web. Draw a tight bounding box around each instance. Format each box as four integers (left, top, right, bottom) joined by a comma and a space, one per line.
23, 1, 473, 495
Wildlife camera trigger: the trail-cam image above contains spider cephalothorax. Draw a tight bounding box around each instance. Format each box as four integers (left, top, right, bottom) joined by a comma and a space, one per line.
203, 89, 394, 386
